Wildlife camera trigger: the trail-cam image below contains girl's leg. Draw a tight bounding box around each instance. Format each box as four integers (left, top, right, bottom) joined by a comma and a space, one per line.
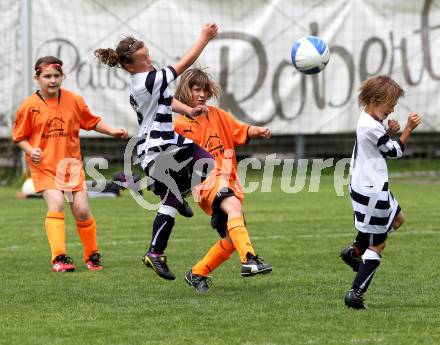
142, 190, 181, 280
221, 196, 254, 262
70, 190, 101, 269
42, 189, 67, 262
191, 237, 235, 277
189, 144, 215, 188
148, 191, 180, 254
221, 196, 272, 276
346, 239, 386, 309
185, 236, 235, 292
352, 241, 385, 292
148, 143, 213, 254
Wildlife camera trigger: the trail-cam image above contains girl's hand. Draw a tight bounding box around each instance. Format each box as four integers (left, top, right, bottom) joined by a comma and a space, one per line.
191, 105, 208, 117
114, 128, 128, 139
258, 127, 271, 139
406, 112, 421, 131
30, 147, 42, 163
201, 22, 218, 42
249, 126, 271, 139
387, 119, 400, 135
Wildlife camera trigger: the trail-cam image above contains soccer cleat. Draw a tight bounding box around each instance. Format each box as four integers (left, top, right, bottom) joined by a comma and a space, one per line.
340, 246, 361, 272
86, 252, 103, 271
178, 199, 194, 218
52, 255, 76, 272
184, 270, 212, 293
241, 253, 272, 277
344, 288, 366, 309
142, 252, 176, 280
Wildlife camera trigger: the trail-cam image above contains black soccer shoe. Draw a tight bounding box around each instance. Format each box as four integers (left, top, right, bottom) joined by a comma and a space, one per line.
142, 252, 176, 280
344, 289, 366, 309
340, 246, 361, 272
241, 253, 272, 277
184, 270, 212, 293
178, 199, 194, 218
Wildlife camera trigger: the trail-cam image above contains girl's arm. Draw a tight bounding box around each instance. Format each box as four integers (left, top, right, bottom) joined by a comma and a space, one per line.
172, 98, 207, 117
248, 125, 271, 139
94, 120, 128, 139
399, 112, 421, 145
172, 23, 218, 76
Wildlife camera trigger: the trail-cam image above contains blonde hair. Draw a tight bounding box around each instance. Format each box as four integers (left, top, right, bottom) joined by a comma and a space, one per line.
175, 68, 221, 105
358, 75, 404, 107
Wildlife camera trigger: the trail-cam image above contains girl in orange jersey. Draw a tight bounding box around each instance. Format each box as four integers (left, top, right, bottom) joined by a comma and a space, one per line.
12, 56, 128, 272
174, 68, 272, 292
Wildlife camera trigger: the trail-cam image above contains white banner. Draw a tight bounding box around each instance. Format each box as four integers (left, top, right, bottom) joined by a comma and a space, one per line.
1, 0, 440, 138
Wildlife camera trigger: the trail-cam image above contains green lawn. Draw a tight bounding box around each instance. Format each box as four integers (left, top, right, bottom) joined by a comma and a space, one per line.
0, 172, 439, 345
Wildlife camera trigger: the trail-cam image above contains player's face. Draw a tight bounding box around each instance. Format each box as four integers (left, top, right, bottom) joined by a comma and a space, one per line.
189, 84, 208, 108
369, 101, 396, 121
126, 46, 153, 73
34, 67, 63, 98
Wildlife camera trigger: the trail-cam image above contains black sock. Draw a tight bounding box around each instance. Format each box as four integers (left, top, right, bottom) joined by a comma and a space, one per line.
352, 259, 380, 293
149, 213, 175, 254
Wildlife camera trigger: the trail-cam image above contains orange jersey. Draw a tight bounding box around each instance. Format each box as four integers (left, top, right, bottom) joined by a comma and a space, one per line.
174, 106, 250, 215
12, 89, 101, 192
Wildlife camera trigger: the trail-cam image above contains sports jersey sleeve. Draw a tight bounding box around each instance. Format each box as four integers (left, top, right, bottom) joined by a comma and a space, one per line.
12, 104, 32, 143
144, 66, 177, 95
77, 96, 102, 130
223, 110, 250, 146
365, 124, 404, 159
173, 116, 185, 136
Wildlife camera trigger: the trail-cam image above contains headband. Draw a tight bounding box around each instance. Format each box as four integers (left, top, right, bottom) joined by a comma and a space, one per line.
35, 63, 63, 74
128, 39, 137, 50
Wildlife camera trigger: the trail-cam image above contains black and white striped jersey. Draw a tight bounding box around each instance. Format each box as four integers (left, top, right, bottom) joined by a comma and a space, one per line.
129, 66, 192, 169
349, 111, 404, 234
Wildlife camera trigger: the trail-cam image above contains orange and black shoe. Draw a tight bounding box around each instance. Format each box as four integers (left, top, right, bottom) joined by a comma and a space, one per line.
86, 252, 103, 271
241, 253, 272, 277
52, 255, 76, 272
142, 252, 176, 280
184, 270, 211, 293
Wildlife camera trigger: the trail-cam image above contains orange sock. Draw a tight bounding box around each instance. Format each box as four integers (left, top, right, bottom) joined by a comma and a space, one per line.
76, 217, 98, 262
192, 238, 235, 276
227, 217, 255, 263
45, 212, 66, 262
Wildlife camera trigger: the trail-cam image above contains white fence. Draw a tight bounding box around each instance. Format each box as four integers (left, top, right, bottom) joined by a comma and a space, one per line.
1, 0, 440, 138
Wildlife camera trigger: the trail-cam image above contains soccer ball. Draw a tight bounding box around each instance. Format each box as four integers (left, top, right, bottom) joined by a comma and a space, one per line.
21, 177, 36, 196
291, 36, 330, 74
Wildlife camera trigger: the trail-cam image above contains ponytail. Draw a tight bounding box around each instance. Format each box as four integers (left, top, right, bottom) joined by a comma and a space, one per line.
94, 48, 119, 67
94, 36, 144, 69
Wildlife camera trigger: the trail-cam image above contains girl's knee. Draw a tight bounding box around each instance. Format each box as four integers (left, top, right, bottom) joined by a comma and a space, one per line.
77, 212, 91, 221
73, 207, 91, 221
47, 200, 64, 212
221, 197, 243, 218
370, 241, 386, 254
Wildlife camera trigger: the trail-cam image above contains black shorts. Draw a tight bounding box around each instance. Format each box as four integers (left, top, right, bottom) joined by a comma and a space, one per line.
144, 143, 210, 198
210, 187, 237, 238
355, 231, 388, 249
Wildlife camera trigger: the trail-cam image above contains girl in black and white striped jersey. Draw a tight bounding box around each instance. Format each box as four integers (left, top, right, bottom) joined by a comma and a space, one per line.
95, 23, 218, 280
341, 75, 421, 309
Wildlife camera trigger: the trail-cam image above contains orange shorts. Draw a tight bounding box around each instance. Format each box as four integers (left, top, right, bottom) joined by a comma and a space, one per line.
29, 159, 86, 193
194, 174, 244, 216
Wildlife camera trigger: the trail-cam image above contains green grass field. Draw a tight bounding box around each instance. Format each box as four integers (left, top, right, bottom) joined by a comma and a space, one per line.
1, 168, 439, 345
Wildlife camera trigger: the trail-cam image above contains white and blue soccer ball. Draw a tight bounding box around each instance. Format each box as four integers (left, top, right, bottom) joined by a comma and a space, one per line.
291, 36, 330, 74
